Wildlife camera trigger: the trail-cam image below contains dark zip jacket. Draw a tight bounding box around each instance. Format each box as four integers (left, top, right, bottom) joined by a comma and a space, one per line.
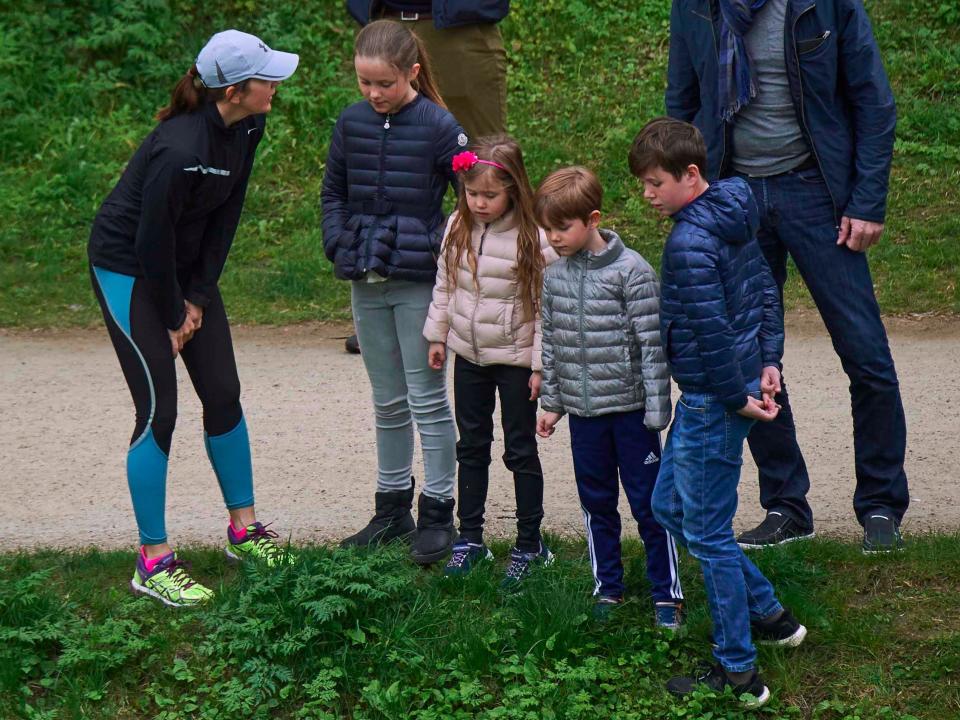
659, 178, 784, 410
346, 0, 509, 28
88, 102, 264, 330
321, 94, 465, 282
665, 0, 896, 223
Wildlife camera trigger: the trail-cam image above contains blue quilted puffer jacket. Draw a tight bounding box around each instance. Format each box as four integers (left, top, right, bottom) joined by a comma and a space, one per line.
321, 95, 466, 282
659, 177, 784, 410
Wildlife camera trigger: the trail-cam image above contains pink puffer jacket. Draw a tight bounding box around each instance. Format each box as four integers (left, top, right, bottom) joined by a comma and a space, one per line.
423, 211, 558, 370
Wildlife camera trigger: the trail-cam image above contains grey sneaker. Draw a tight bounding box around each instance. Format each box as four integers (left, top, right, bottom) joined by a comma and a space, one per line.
862, 513, 904, 554
737, 511, 815, 549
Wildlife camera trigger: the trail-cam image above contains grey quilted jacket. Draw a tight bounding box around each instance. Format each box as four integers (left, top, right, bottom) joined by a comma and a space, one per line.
540, 230, 672, 430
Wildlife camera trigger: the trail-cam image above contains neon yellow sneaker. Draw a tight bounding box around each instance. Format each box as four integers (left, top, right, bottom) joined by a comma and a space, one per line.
225, 522, 296, 567
130, 550, 214, 608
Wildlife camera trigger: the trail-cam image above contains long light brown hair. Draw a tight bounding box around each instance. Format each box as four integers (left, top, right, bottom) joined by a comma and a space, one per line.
354, 20, 446, 108
446, 135, 545, 322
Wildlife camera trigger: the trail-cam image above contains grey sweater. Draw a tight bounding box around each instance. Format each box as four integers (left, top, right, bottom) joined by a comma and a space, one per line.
539, 229, 672, 430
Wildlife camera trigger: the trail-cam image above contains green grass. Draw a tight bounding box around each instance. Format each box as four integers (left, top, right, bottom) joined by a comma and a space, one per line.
3, 536, 959, 719
0, 0, 958, 328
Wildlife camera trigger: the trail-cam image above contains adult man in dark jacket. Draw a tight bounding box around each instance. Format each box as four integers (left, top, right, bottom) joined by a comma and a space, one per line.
665, 0, 908, 552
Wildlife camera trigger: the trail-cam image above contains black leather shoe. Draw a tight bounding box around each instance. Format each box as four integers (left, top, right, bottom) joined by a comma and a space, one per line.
345, 334, 360, 354
737, 511, 815, 549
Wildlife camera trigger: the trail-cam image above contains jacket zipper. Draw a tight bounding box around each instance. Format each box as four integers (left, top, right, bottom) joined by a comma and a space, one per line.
790, 2, 839, 223
470, 223, 489, 359
578, 258, 589, 414
363, 113, 391, 274
708, 0, 728, 172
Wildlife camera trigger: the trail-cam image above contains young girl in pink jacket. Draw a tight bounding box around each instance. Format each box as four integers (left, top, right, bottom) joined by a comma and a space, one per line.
424, 136, 558, 587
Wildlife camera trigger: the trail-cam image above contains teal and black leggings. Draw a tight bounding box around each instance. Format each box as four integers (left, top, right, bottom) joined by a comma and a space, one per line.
91, 265, 254, 546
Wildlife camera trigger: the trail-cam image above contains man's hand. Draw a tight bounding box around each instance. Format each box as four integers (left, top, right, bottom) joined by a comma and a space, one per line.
760, 366, 782, 404
737, 395, 780, 423
427, 342, 447, 370
837, 217, 884, 252
528, 371, 542, 401
536, 411, 563, 438
168, 329, 182, 358
170, 313, 198, 356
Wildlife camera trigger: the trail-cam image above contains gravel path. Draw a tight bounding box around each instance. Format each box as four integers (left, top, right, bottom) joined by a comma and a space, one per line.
2, 313, 957, 550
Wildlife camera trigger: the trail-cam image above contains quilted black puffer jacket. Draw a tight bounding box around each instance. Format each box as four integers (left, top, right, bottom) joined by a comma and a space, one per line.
321, 94, 467, 282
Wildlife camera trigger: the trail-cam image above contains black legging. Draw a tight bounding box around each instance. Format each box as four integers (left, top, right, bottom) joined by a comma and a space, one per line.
91, 265, 253, 544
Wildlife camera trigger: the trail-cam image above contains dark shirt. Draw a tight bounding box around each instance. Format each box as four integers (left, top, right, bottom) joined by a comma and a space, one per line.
88, 102, 264, 330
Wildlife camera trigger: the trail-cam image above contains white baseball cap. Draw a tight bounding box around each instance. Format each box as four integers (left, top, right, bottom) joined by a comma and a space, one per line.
196, 30, 299, 89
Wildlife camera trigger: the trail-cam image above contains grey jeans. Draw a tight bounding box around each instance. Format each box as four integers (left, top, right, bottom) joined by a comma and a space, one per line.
351, 279, 456, 499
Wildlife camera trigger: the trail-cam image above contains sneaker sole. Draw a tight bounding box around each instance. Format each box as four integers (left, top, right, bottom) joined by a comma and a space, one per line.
757, 623, 807, 648
738, 531, 816, 550
130, 578, 204, 608
862, 544, 904, 555
742, 685, 771, 708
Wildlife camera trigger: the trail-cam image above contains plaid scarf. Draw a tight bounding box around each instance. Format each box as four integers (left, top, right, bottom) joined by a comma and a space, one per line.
717, 0, 770, 121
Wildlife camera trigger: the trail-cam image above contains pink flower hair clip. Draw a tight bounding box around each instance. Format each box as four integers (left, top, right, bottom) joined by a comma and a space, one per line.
452, 151, 508, 174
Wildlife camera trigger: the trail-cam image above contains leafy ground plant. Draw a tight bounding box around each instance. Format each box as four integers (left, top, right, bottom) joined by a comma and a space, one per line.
2, 536, 958, 719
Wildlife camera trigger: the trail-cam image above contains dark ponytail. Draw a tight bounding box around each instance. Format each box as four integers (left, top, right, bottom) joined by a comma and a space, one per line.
156, 66, 249, 122
156, 66, 205, 121
354, 20, 447, 110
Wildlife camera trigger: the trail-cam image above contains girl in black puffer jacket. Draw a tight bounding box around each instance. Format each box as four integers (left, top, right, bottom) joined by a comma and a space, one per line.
322, 20, 466, 564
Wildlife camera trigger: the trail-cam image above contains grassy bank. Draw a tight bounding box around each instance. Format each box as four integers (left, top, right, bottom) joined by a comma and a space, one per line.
1, 0, 958, 328
3, 536, 959, 719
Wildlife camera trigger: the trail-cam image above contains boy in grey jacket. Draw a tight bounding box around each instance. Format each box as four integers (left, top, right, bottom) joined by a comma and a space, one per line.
534, 166, 683, 626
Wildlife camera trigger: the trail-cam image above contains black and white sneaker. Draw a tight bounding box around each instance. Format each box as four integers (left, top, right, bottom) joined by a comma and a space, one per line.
737, 511, 815, 549
666, 664, 771, 708
751, 608, 807, 647
862, 513, 904, 554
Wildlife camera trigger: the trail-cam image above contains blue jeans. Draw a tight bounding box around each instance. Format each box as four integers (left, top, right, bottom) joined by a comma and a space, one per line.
652, 381, 782, 673
739, 166, 908, 527
351, 279, 457, 499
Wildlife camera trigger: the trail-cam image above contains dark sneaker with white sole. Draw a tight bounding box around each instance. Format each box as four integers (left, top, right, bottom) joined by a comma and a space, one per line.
500, 543, 555, 590
737, 511, 815, 549
443, 541, 493, 577
666, 664, 771, 708
751, 608, 807, 647
862, 513, 904, 554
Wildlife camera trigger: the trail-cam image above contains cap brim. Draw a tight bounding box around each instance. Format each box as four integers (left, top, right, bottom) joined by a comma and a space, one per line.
252, 50, 299, 82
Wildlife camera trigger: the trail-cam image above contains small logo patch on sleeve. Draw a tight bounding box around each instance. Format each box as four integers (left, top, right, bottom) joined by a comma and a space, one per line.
457, 133, 468, 147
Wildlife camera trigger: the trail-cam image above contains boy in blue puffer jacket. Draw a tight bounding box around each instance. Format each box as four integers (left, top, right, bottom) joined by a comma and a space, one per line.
628, 118, 807, 707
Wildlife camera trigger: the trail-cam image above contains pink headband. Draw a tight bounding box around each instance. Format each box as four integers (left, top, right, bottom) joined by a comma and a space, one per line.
452, 151, 508, 174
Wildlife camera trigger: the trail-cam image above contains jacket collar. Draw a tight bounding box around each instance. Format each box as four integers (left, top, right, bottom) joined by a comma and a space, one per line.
572, 228, 624, 269
203, 100, 246, 137
476, 210, 517, 234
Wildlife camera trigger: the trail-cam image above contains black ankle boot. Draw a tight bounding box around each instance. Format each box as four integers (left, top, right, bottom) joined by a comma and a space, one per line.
411, 493, 455, 565
340, 480, 415, 548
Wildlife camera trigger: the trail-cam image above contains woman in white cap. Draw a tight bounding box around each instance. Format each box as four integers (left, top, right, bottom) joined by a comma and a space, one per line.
87, 30, 298, 607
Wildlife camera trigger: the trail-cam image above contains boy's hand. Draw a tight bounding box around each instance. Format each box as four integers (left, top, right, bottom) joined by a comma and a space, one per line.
760, 366, 782, 403
528, 371, 542, 401
536, 411, 563, 438
737, 395, 780, 423
428, 342, 447, 370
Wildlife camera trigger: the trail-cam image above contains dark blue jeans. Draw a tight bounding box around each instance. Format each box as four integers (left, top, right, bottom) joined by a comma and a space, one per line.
739, 166, 909, 527
652, 382, 782, 672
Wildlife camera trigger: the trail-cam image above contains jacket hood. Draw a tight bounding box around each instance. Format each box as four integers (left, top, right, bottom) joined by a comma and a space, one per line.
673, 177, 758, 246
